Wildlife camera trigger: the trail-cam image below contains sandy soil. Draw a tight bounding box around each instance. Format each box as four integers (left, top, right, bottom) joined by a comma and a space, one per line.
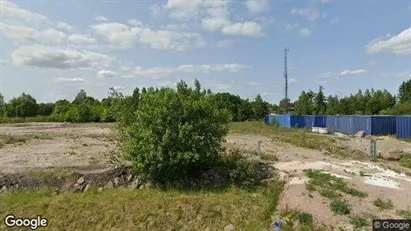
0, 123, 118, 174
2, 123, 411, 230
225, 133, 411, 230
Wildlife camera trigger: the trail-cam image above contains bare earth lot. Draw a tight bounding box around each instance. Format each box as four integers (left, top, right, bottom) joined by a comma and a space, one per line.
2, 122, 411, 230
0, 123, 118, 174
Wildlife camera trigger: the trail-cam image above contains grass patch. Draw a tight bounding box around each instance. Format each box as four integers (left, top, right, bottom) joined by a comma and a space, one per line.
305, 170, 367, 199
0, 181, 284, 230
350, 216, 368, 229
261, 154, 279, 162
330, 199, 350, 215
279, 209, 315, 231
0, 134, 30, 146
400, 155, 411, 169
397, 210, 411, 219
229, 121, 366, 160
373, 198, 393, 210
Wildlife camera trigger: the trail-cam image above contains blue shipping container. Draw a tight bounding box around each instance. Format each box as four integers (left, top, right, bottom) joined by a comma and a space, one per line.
396, 116, 411, 139
326, 116, 396, 135
371, 116, 396, 135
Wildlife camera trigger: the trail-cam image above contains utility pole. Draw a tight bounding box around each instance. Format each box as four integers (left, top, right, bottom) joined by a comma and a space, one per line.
284, 47, 289, 115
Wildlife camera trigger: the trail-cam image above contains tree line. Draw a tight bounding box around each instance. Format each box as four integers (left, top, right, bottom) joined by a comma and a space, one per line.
0, 80, 272, 123
0, 79, 410, 123
291, 79, 411, 115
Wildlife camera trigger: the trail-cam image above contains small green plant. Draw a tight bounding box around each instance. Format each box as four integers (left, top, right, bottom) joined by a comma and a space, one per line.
297, 212, 313, 226
400, 155, 411, 169
373, 198, 393, 210
330, 199, 350, 215
350, 216, 368, 229
397, 210, 411, 219
305, 170, 367, 199
261, 154, 279, 162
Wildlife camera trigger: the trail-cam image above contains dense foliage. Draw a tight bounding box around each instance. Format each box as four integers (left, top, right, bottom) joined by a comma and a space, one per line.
292, 80, 411, 115
0, 79, 410, 123
118, 80, 231, 182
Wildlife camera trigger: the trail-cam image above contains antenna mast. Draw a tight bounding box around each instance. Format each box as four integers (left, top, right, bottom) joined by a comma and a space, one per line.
284, 47, 289, 114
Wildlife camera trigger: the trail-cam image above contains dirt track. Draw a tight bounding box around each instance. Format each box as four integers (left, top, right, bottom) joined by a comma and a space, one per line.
2, 123, 411, 230
226, 133, 411, 229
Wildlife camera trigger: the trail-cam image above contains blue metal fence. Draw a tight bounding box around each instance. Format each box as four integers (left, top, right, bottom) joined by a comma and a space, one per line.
265, 115, 398, 136
396, 116, 411, 139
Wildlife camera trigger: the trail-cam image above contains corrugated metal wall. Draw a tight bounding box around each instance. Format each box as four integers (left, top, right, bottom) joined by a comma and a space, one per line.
274, 115, 292, 128
265, 115, 398, 136
371, 116, 396, 135
396, 116, 411, 139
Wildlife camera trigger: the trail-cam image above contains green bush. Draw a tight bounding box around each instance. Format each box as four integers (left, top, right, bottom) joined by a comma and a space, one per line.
119, 80, 230, 182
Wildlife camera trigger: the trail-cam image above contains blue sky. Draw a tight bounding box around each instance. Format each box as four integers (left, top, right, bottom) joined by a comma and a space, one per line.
0, 0, 410, 104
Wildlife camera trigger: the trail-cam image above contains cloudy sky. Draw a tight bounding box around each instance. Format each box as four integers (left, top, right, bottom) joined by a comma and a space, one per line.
0, 0, 410, 103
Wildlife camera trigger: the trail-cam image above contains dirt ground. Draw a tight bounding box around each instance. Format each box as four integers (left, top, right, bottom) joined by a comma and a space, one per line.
225, 133, 411, 230
0, 123, 118, 174
2, 123, 411, 230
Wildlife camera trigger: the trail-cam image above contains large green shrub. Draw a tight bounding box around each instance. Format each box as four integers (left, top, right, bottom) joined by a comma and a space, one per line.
119, 80, 230, 182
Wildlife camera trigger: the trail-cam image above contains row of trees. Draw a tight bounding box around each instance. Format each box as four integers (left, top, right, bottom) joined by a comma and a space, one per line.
291, 79, 411, 115
0, 80, 272, 123
1, 79, 410, 122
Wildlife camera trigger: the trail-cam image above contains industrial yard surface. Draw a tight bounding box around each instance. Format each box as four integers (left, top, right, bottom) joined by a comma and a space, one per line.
2, 122, 411, 230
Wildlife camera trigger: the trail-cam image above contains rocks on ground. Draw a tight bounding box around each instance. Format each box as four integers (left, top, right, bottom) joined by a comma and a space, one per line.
224, 224, 236, 231
383, 151, 403, 160
355, 131, 366, 138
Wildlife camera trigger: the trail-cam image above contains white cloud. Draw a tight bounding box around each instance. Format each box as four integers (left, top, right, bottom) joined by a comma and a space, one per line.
0, 23, 68, 43
158, 81, 177, 87
291, 8, 324, 21
164, 0, 203, 20
0, 1, 49, 23
12, 45, 115, 70
97, 70, 119, 78
330, 17, 340, 24
245, 0, 270, 13
299, 28, 312, 36
220, 21, 263, 37
112, 86, 126, 90
381, 71, 411, 78
91, 22, 140, 49
95, 16, 108, 22
92, 22, 205, 51
366, 27, 411, 56
41, 28, 66, 43
289, 78, 300, 84
208, 81, 242, 90
56, 22, 74, 31
128, 19, 143, 27
284, 22, 298, 31
201, 17, 231, 31
54, 77, 85, 83
150, 4, 163, 16
162, 24, 191, 31
138, 29, 206, 51
248, 81, 262, 86
0, 23, 41, 42
68, 34, 97, 44
368, 61, 378, 66
164, 0, 264, 37
313, 0, 329, 3
217, 40, 232, 48
340, 69, 367, 76
126, 63, 252, 79
316, 71, 338, 79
